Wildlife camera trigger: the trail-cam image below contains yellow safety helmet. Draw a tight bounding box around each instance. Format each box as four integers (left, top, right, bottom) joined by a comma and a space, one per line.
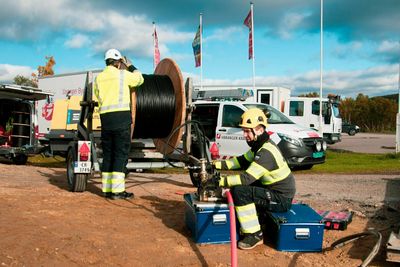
239, 108, 268, 128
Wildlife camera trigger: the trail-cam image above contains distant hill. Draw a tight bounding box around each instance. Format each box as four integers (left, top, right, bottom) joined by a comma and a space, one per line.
372, 94, 399, 103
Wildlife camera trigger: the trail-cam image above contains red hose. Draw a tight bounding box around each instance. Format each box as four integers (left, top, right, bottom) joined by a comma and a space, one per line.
226, 190, 238, 267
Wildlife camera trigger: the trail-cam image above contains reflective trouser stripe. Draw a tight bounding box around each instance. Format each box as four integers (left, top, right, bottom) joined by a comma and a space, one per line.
226, 174, 242, 187
111, 172, 125, 193
235, 203, 261, 234
102, 172, 112, 193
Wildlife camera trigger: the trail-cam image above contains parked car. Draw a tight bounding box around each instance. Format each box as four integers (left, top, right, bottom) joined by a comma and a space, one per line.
342, 121, 360, 136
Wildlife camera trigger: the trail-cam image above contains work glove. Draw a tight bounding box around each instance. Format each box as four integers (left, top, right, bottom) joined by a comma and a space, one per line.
122, 56, 132, 67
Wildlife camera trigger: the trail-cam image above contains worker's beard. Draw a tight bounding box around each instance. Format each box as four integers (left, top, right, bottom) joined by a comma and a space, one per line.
248, 131, 270, 152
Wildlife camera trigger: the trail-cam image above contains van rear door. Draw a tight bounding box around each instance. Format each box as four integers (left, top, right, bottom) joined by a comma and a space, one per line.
0, 84, 52, 100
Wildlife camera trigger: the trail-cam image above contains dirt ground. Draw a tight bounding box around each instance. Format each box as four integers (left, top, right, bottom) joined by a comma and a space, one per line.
0, 163, 399, 267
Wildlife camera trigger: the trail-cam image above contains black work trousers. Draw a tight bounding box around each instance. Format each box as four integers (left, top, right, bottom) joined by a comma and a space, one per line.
101, 125, 131, 173
230, 184, 292, 213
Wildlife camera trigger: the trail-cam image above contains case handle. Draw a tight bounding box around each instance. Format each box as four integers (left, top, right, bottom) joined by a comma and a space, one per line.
295, 228, 310, 239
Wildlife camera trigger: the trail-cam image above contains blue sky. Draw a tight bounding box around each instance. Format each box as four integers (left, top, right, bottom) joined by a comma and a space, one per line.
0, 0, 399, 98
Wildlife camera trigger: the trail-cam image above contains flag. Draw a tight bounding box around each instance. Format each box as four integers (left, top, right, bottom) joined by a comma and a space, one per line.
192, 26, 201, 67
153, 25, 160, 68
243, 9, 253, 59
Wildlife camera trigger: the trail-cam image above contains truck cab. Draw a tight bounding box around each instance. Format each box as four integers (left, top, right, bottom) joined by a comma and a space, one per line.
0, 84, 52, 164
283, 96, 342, 144
191, 100, 327, 170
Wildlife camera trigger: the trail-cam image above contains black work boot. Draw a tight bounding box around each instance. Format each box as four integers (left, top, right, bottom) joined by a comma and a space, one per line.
110, 191, 134, 200
238, 230, 263, 250
104, 192, 112, 198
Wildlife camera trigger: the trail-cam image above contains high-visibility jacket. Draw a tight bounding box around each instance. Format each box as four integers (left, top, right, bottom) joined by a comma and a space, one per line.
216, 141, 293, 192
94, 66, 144, 114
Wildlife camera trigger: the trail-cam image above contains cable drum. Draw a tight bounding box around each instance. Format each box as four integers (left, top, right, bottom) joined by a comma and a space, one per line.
131, 58, 186, 155
134, 74, 176, 138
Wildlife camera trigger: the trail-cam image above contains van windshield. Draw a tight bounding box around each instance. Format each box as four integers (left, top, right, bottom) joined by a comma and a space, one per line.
243, 104, 294, 124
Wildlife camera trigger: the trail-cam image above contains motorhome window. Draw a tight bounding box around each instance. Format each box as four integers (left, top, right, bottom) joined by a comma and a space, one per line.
260, 94, 270, 105
244, 104, 294, 124
222, 105, 243, 127
289, 101, 304, 116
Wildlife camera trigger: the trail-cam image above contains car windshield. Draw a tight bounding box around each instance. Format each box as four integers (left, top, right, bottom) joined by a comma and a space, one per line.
243, 103, 294, 124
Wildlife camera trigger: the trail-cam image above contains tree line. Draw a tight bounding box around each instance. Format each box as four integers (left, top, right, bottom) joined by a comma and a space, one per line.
340, 93, 398, 133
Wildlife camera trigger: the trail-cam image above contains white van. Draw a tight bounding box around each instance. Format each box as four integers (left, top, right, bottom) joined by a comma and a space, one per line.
190, 100, 327, 170
0, 84, 52, 164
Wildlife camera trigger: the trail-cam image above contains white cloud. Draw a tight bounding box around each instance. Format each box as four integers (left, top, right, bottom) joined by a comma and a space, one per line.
64, 34, 90, 48
0, 64, 36, 82
204, 26, 242, 42
277, 12, 307, 39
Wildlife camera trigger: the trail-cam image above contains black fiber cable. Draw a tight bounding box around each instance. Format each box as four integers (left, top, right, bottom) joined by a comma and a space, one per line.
134, 74, 176, 138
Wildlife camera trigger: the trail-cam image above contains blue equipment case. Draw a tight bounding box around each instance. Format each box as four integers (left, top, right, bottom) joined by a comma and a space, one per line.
184, 193, 237, 244
264, 203, 324, 252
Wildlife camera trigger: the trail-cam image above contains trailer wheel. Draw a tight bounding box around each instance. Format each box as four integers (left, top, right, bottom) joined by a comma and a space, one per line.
66, 145, 88, 192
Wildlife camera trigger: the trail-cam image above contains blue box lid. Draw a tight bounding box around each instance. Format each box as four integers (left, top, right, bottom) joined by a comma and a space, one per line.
270, 204, 323, 224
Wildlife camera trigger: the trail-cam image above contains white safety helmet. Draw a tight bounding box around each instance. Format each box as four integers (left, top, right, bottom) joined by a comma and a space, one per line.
104, 48, 122, 61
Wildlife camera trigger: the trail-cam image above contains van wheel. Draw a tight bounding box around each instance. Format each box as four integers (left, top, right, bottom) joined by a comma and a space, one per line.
295, 164, 313, 170
12, 154, 27, 165
66, 145, 87, 192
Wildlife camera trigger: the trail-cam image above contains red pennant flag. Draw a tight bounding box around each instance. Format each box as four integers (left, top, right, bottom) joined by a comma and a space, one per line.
243, 9, 253, 60
153, 25, 160, 68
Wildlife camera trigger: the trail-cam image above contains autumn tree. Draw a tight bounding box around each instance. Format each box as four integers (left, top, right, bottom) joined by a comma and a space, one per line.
13, 75, 37, 87
29, 56, 56, 87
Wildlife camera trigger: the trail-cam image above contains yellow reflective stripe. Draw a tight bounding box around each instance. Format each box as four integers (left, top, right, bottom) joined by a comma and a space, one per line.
101, 172, 112, 193
214, 161, 222, 170
225, 157, 240, 169
246, 162, 265, 180
243, 150, 254, 162
226, 174, 242, 187
111, 172, 125, 193
236, 203, 261, 233
259, 142, 291, 185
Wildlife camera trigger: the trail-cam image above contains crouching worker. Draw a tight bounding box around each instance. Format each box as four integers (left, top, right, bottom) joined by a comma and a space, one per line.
214, 108, 296, 250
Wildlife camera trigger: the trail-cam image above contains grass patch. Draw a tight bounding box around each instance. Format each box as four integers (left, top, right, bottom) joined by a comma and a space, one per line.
298, 150, 400, 174
27, 154, 66, 168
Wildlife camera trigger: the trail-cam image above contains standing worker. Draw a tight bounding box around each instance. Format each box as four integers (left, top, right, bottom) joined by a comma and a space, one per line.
94, 48, 144, 200
214, 108, 296, 249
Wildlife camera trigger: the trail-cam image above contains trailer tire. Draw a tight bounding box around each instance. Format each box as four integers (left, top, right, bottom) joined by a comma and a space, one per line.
66, 145, 88, 192
12, 154, 27, 165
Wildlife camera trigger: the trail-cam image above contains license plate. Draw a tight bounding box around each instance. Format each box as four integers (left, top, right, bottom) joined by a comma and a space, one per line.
312, 152, 324, 158
74, 161, 91, 173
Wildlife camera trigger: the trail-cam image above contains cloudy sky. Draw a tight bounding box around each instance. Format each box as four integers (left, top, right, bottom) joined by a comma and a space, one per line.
0, 0, 399, 98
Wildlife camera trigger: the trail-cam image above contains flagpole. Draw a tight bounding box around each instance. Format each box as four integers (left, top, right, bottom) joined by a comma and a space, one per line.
250, 2, 255, 92
153, 22, 156, 71
200, 13, 203, 91
319, 0, 324, 136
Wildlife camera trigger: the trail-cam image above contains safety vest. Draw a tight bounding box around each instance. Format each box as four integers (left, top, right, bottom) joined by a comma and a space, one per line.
94, 66, 144, 114
248, 142, 291, 185
221, 142, 291, 187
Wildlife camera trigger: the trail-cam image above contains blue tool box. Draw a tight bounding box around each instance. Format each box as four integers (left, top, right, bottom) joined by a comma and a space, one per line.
184, 193, 237, 244
263, 203, 324, 252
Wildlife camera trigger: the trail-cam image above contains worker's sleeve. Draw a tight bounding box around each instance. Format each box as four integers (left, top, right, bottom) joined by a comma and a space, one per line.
125, 70, 144, 88
215, 149, 253, 170
220, 148, 276, 187
93, 78, 100, 103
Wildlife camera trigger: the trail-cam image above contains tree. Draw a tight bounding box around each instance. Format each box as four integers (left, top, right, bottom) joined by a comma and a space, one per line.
298, 92, 319, 97
13, 75, 37, 87
30, 56, 56, 87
